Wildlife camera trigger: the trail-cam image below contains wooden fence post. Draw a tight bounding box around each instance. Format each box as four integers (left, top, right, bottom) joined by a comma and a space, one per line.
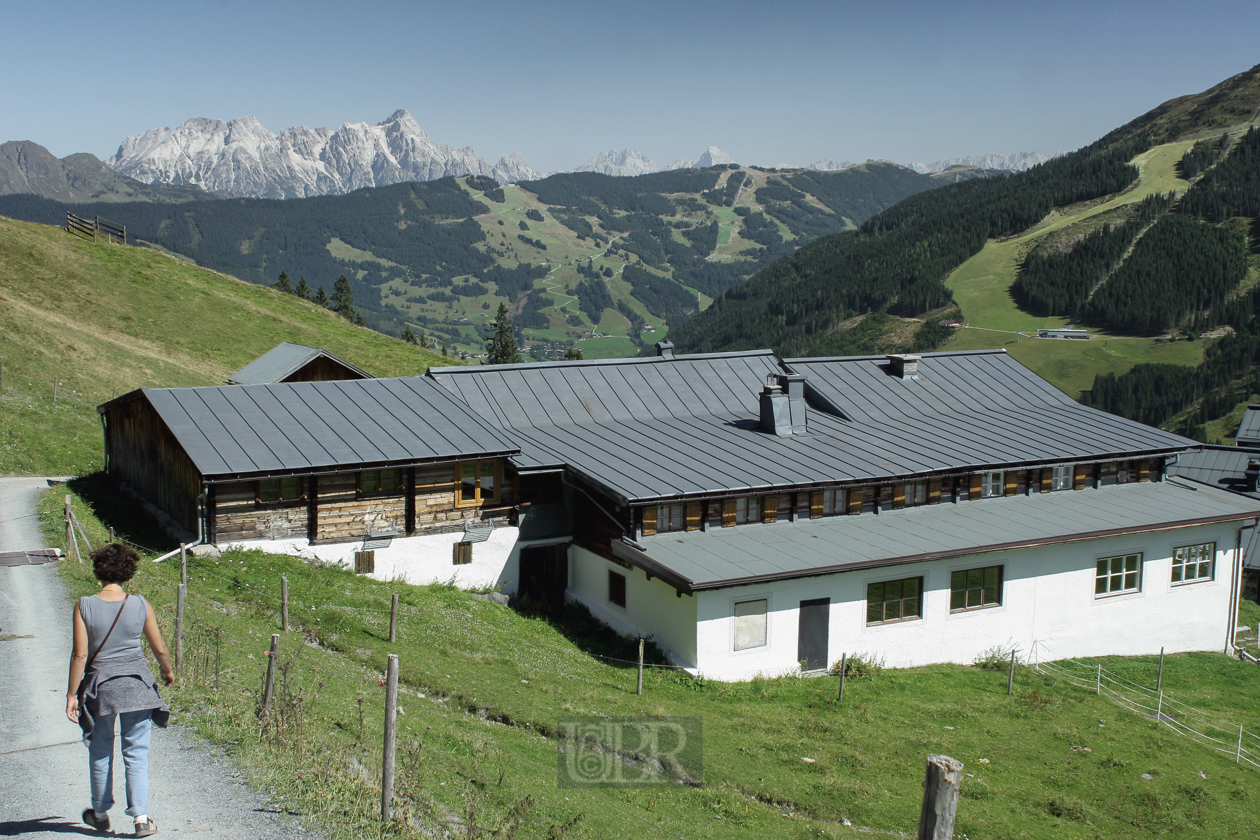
838, 653, 847, 701
261, 633, 279, 717
180, 543, 187, 586
1007, 649, 1016, 696
282, 576, 289, 633
637, 638, 644, 695
1156, 647, 1165, 693
389, 593, 398, 643
1096, 664, 1101, 695
108, 526, 114, 544
175, 583, 186, 677
917, 754, 963, 840
64, 496, 78, 562
381, 654, 400, 822
53, 379, 58, 403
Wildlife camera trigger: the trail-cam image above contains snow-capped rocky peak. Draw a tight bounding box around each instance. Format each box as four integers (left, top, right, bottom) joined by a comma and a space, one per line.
576, 149, 660, 177
107, 111, 540, 198
669, 146, 737, 170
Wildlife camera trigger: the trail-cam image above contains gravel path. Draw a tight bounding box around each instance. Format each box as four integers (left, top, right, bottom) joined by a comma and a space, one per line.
0, 477, 321, 839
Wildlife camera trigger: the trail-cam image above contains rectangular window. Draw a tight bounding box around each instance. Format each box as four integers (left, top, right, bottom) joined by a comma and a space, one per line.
1052, 465, 1072, 491
866, 577, 923, 624
734, 496, 760, 525
981, 472, 1003, 498
950, 565, 1003, 611
1172, 543, 1214, 584
456, 461, 500, 506
1095, 553, 1142, 596
907, 481, 927, 507
258, 476, 303, 505
820, 488, 842, 516
733, 599, 768, 651
360, 469, 404, 496
608, 570, 626, 608
656, 503, 685, 532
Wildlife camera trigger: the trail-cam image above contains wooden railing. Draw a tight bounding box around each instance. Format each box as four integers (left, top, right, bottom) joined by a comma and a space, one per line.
66, 212, 126, 244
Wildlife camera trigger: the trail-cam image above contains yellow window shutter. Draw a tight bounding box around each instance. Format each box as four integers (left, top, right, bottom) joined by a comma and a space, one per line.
762, 495, 778, 523
969, 474, 982, 500
642, 505, 658, 536
684, 502, 701, 531
722, 498, 736, 527
810, 491, 824, 519
928, 479, 941, 504
1138, 460, 1150, 482
847, 488, 862, 515
1040, 469, 1052, 493
1004, 472, 1018, 497
892, 484, 906, 509
1074, 464, 1087, 490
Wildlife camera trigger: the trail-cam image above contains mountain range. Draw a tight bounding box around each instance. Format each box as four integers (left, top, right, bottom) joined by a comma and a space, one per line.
107, 110, 542, 199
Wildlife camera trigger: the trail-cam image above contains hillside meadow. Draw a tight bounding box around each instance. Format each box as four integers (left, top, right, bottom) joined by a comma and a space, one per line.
0, 215, 451, 475
41, 477, 1260, 840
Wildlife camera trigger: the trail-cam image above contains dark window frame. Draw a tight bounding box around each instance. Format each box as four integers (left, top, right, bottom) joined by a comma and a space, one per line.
866, 576, 924, 625
950, 565, 1003, 612
608, 569, 627, 608
256, 476, 305, 508
358, 468, 405, 498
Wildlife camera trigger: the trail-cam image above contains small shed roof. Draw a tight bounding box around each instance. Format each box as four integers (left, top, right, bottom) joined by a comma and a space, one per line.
1236, 405, 1260, 446
624, 479, 1260, 591
104, 377, 518, 480
227, 342, 372, 385
428, 349, 1195, 505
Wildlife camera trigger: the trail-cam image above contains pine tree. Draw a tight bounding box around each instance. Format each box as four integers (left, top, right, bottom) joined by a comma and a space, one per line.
441, 344, 449, 357
295, 276, 311, 300
401, 326, 418, 345
354, 312, 364, 326
314, 285, 329, 307
486, 303, 519, 365
332, 274, 356, 321
273, 271, 292, 294
419, 330, 432, 350
564, 346, 584, 360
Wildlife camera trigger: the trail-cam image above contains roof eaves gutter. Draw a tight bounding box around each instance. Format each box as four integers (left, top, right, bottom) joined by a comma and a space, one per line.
199, 448, 522, 485
684, 509, 1260, 591
612, 538, 695, 595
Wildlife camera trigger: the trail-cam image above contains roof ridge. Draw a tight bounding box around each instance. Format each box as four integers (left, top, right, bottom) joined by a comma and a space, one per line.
429, 348, 778, 375
783, 349, 1008, 364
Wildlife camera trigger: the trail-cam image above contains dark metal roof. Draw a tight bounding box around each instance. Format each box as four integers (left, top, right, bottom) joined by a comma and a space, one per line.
116, 377, 519, 479
1169, 445, 1260, 498
625, 479, 1260, 590
227, 342, 372, 385
1236, 405, 1260, 446
428, 349, 1197, 505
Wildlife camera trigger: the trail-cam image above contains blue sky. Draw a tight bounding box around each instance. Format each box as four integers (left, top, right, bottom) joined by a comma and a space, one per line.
3, 0, 1258, 173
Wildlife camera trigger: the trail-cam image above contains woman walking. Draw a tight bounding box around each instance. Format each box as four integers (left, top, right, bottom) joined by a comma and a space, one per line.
66, 544, 173, 836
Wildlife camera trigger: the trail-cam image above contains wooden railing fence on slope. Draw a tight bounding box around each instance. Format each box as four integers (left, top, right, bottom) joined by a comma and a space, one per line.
66, 211, 126, 244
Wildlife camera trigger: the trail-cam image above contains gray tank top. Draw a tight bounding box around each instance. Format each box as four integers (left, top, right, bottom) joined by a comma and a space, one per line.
80, 594, 148, 662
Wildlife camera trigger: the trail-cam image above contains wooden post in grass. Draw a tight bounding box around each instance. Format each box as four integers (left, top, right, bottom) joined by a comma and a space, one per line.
175, 583, 186, 676
838, 653, 847, 702
53, 378, 58, 403
381, 654, 400, 822
1156, 647, 1165, 693
64, 496, 76, 562
261, 633, 279, 718
281, 576, 289, 633
180, 544, 187, 586
917, 754, 963, 840
1007, 649, 1016, 696
637, 638, 644, 695
1096, 664, 1101, 695
1238, 724, 1244, 763
389, 593, 398, 643
108, 526, 114, 544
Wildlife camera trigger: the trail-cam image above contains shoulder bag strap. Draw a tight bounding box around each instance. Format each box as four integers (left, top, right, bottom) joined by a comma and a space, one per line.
84, 594, 130, 672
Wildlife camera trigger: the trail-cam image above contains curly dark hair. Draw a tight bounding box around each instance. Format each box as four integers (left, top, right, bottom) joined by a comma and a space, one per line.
91, 543, 140, 584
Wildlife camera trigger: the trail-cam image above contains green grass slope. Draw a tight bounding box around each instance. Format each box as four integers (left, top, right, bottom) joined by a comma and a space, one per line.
0, 215, 452, 475
45, 480, 1260, 840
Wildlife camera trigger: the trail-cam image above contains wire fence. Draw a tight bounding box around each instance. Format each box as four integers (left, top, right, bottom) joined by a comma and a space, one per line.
1032, 641, 1260, 770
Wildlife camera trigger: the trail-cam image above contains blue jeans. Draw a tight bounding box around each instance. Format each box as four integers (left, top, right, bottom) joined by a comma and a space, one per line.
87, 709, 152, 817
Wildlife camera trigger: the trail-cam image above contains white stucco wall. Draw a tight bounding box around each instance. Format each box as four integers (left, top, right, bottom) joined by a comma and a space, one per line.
227, 528, 523, 593
687, 522, 1241, 681
567, 545, 698, 667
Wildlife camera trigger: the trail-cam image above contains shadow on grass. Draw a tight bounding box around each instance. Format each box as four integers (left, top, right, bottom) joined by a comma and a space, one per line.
65, 472, 178, 556
511, 594, 675, 673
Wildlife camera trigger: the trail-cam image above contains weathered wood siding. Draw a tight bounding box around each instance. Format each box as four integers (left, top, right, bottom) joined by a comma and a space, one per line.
103, 398, 202, 533
284, 356, 368, 383
214, 481, 307, 542
210, 459, 516, 545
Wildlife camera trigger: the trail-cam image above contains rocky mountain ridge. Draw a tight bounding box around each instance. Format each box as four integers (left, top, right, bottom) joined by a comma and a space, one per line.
0, 140, 214, 203
107, 110, 542, 198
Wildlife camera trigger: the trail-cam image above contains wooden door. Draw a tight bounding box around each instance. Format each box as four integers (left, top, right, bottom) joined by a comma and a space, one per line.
519, 544, 568, 602
797, 598, 830, 672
